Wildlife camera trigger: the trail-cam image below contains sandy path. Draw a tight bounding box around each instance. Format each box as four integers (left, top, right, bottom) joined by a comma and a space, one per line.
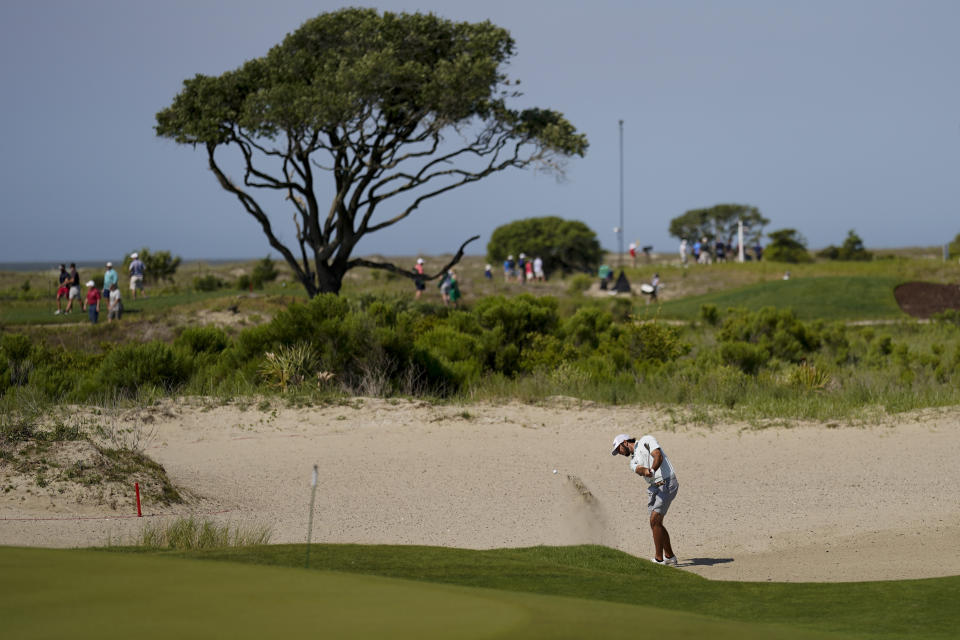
2, 399, 959, 583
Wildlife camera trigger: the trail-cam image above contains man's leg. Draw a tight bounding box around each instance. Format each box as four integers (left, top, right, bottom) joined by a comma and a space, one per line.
649, 511, 673, 561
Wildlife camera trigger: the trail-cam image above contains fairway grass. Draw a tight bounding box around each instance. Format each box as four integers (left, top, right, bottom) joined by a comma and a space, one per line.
2, 546, 840, 640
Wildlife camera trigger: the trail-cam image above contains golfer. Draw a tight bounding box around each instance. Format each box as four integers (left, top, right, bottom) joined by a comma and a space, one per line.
612, 433, 679, 566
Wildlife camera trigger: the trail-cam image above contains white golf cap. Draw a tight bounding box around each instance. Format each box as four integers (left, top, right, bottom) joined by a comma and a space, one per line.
417, 258, 424, 264
85, 280, 95, 287
130, 252, 138, 259
611, 433, 633, 455
106, 261, 113, 267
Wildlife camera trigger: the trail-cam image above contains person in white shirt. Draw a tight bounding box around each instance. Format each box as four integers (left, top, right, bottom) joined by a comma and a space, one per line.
612, 433, 680, 566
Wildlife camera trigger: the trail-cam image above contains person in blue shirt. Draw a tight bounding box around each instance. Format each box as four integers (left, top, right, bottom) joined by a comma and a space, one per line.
102, 261, 118, 300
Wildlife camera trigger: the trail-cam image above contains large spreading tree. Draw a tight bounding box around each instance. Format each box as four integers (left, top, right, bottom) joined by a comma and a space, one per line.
487, 217, 602, 277
156, 9, 587, 296
668, 204, 769, 248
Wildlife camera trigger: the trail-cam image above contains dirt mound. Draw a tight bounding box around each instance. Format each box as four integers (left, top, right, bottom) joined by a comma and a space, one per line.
893, 281, 960, 318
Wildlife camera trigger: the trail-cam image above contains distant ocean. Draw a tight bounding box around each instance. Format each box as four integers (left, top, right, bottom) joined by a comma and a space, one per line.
0, 258, 256, 273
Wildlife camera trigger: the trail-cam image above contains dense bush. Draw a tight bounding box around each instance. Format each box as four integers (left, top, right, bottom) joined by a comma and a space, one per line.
193, 274, 226, 291
83, 342, 193, 396
175, 326, 231, 355
765, 229, 813, 263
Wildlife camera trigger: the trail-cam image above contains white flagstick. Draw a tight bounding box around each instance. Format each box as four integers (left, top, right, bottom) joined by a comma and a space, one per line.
305, 464, 318, 569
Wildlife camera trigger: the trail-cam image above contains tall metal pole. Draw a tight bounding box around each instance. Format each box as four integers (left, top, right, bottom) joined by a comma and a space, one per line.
618, 120, 624, 268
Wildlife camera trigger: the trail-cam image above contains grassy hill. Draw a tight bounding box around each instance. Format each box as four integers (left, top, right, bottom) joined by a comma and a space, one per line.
656, 275, 905, 321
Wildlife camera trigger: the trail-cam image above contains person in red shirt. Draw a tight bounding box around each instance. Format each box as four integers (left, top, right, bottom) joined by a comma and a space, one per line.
84, 280, 101, 324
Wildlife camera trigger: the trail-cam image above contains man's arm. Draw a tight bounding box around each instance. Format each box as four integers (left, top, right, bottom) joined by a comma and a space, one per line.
633, 448, 662, 478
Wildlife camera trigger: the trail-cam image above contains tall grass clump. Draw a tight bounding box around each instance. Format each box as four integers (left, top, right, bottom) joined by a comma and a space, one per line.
137, 516, 272, 550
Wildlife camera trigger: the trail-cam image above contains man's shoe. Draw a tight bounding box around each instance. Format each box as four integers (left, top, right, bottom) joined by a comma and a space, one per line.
54, 310, 61, 315
649, 557, 664, 565
662, 555, 678, 567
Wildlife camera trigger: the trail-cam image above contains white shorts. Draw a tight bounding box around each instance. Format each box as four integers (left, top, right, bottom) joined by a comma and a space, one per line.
130, 275, 143, 290
68, 286, 81, 299
647, 477, 679, 515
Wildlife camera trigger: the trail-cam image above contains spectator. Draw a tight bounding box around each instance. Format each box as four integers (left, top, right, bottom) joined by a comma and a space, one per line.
55, 264, 69, 315
517, 253, 526, 284
753, 243, 764, 261
524, 259, 533, 282
413, 258, 425, 299
484, 264, 493, 280
629, 242, 637, 267
107, 282, 122, 322
102, 261, 118, 301
84, 280, 101, 324
447, 269, 461, 307
692, 239, 701, 264
679, 239, 688, 266
64, 263, 81, 314
503, 255, 515, 282
438, 270, 452, 305
533, 256, 544, 282
715, 240, 726, 262
128, 252, 146, 299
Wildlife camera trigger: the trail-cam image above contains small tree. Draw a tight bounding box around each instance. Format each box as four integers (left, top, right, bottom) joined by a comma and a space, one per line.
817, 230, 873, 261
765, 229, 812, 263
487, 217, 602, 276
156, 9, 587, 297
949, 233, 960, 258
124, 248, 182, 283
251, 255, 279, 288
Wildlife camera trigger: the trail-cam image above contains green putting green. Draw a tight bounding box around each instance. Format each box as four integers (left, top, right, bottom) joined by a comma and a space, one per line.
1, 547, 840, 639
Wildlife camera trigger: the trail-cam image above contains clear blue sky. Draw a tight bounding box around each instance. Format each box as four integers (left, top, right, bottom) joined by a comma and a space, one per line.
2, 0, 958, 263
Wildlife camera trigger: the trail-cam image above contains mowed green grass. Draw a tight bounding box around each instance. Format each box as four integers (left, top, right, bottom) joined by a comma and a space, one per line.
656, 275, 905, 321
1, 546, 839, 640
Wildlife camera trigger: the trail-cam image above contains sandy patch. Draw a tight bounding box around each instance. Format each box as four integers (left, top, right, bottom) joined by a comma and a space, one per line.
2, 399, 959, 583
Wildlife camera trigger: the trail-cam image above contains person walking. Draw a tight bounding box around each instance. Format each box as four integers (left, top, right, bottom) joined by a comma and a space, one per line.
413, 258, 426, 299
128, 252, 146, 299
55, 264, 70, 314
438, 270, 452, 306
611, 433, 679, 566
107, 282, 122, 322
102, 261, 118, 301
84, 280, 101, 324
64, 263, 82, 314
447, 269, 461, 307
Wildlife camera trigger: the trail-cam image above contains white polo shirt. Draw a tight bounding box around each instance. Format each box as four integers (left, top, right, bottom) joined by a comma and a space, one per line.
630, 435, 675, 486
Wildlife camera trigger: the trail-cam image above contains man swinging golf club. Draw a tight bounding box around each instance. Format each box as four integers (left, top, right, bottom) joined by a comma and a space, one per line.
612, 433, 679, 566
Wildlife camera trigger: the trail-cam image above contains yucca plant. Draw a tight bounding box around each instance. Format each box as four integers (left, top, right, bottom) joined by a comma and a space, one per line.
258, 343, 319, 392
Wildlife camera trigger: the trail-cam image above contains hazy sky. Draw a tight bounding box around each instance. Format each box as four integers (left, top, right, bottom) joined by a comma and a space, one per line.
2, 0, 958, 263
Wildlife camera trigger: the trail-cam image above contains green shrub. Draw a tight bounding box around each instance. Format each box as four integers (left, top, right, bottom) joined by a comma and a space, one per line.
617, 322, 691, 364
566, 274, 593, 294
251, 255, 279, 288
85, 342, 193, 396
699, 304, 720, 326
175, 326, 231, 355
718, 307, 821, 364
719, 341, 769, 375
193, 274, 225, 291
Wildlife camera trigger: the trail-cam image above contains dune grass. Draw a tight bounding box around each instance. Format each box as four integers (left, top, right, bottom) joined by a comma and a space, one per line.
3, 546, 856, 640
97, 543, 958, 639
136, 516, 272, 550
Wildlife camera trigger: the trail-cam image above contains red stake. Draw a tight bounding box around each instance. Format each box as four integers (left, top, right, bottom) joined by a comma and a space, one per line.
135, 482, 142, 517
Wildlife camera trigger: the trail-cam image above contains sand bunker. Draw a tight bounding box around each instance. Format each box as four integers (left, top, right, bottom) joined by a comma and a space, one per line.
3, 399, 959, 583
